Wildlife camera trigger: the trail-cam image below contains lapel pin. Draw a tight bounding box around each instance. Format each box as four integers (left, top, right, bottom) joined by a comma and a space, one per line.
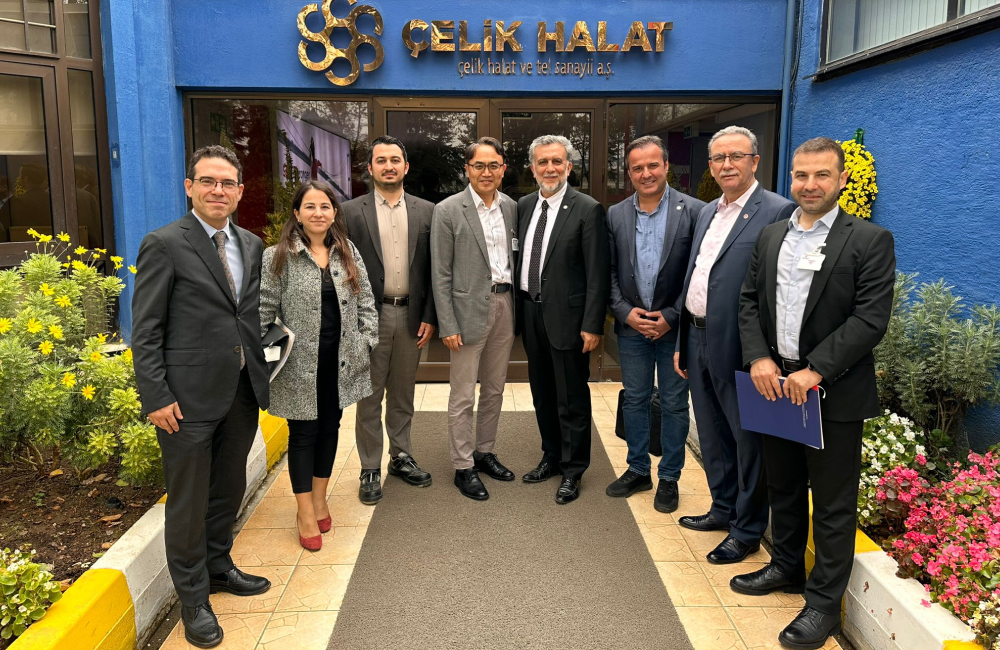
563, 205, 568, 209
743, 214, 749, 219
676, 205, 682, 210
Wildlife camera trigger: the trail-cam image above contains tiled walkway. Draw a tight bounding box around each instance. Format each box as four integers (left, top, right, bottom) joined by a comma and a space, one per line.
160, 382, 841, 650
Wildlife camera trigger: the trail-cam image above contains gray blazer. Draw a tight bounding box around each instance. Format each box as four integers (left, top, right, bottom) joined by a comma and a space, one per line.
431, 186, 518, 346
342, 191, 437, 338
259, 236, 380, 419
608, 189, 706, 336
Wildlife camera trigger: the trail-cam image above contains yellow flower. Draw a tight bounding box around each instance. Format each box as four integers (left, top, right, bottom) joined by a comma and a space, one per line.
113, 261, 123, 270
48, 325, 63, 340
92, 253, 101, 260
128, 265, 137, 274
26, 318, 42, 334
26, 228, 39, 238
56, 232, 71, 242
55, 295, 72, 308
96, 333, 107, 344
96, 248, 107, 254
123, 348, 133, 363
0, 318, 11, 334
89, 351, 102, 362
72, 260, 86, 271
61, 372, 76, 388
38, 234, 52, 243
81, 385, 96, 400
39, 283, 54, 296
62, 263, 70, 269
74, 246, 87, 255
110, 256, 123, 264
38, 340, 54, 355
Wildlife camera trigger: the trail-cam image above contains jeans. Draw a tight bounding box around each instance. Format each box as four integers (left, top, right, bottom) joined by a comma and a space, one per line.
618, 331, 689, 480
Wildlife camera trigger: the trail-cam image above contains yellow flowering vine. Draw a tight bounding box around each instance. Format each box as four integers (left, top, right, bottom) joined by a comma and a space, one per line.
838, 130, 877, 220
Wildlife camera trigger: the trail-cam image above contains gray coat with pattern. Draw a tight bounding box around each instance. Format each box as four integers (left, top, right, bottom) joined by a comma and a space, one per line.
260, 237, 380, 419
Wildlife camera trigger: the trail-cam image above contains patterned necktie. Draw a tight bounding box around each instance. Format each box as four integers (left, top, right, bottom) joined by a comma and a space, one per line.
212, 231, 244, 368
527, 199, 549, 298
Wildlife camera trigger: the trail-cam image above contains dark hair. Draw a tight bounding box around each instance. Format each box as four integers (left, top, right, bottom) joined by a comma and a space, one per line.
793, 137, 846, 172
18, 163, 48, 187
187, 145, 243, 183
367, 136, 408, 166
625, 135, 668, 164
270, 180, 362, 295
464, 137, 506, 165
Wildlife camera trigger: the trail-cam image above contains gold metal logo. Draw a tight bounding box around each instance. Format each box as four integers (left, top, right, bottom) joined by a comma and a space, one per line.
297, 0, 384, 87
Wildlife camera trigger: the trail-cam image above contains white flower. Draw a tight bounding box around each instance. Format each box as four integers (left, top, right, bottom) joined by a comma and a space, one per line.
916, 445, 926, 456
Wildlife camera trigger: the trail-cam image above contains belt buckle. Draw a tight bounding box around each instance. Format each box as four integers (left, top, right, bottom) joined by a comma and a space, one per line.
781, 358, 800, 372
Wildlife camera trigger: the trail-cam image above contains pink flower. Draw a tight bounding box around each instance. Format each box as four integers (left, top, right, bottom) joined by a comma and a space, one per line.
921, 599, 932, 608
911, 552, 924, 565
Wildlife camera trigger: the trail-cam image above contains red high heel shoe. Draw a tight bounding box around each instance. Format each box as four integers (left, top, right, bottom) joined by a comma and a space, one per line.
299, 533, 322, 551
317, 516, 332, 533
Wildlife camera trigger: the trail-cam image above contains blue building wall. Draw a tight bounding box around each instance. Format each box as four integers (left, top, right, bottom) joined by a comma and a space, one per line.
788, 3, 1000, 448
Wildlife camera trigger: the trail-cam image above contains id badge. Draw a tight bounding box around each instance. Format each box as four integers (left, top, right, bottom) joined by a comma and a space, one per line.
511, 237, 519, 252
797, 252, 825, 271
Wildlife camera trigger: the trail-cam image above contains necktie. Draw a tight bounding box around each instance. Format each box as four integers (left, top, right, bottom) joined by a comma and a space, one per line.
527, 200, 548, 298
212, 231, 244, 369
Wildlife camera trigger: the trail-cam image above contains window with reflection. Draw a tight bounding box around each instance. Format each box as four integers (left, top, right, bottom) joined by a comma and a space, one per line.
500, 111, 592, 202
385, 111, 477, 204
0, 73, 52, 243
190, 98, 370, 240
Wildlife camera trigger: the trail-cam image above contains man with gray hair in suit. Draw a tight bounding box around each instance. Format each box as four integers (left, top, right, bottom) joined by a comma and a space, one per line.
431, 137, 519, 501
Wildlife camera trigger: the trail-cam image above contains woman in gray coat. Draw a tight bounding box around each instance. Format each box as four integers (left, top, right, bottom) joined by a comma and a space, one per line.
260, 180, 379, 551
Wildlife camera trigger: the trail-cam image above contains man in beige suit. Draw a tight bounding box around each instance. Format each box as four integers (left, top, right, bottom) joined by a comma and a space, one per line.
431, 137, 518, 501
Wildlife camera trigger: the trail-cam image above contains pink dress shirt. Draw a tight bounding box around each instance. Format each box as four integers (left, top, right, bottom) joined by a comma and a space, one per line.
684, 180, 759, 317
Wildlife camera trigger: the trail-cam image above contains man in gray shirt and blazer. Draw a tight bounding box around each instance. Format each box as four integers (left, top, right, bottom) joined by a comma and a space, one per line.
607, 135, 705, 513
431, 137, 518, 500
343, 136, 437, 505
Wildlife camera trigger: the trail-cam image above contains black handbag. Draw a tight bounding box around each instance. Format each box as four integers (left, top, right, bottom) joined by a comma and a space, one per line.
615, 387, 663, 456
262, 322, 292, 379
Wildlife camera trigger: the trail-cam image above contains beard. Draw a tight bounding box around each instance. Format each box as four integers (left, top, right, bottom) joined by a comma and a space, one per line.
373, 175, 403, 193
536, 176, 566, 195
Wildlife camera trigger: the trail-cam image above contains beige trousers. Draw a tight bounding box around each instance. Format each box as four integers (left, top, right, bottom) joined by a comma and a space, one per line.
447, 291, 515, 469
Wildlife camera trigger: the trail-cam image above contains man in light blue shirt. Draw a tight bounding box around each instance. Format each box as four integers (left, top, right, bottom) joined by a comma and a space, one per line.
607, 135, 705, 512
193, 210, 244, 303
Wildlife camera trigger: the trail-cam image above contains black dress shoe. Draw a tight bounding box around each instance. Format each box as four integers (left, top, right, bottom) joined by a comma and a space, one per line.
474, 451, 515, 481
730, 563, 806, 596
653, 480, 679, 513
181, 602, 223, 648
209, 567, 271, 596
359, 469, 382, 505
388, 454, 432, 486
677, 511, 729, 532
522, 460, 560, 483
707, 534, 761, 564
605, 469, 653, 497
555, 477, 580, 504
454, 469, 489, 500
779, 606, 842, 650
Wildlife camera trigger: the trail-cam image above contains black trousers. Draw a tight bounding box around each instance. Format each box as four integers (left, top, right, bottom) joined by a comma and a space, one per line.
685, 325, 769, 545
764, 418, 863, 615
157, 367, 259, 607
521, 298, 592, 480
287, 334, 343, 494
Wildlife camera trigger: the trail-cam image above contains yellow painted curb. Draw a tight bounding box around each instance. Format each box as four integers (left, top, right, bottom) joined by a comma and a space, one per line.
855, 527, 881, 554
260, 410, 289, 469
943, 641, 985, 649
10, 568, 135, 650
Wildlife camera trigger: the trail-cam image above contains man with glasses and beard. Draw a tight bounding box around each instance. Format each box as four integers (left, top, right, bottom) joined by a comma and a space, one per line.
673, 126, 795, 564
343, 136, 437, 505
517, 135, 610, 504
431, 137, 518, 500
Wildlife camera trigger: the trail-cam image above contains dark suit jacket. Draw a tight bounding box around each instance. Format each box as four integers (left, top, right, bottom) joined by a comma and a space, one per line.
515, 186, 610, 351
739, 210, 896, 422
343, 191, 437, 338
131, 211, 270, 420
608, 189, 706, 336
675, 183, 796, 383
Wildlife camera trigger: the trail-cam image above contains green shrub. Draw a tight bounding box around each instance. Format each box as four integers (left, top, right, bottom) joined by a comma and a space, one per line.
0, 547, 62, 640
874, 273, 1000, 455
0, 233, 161, 485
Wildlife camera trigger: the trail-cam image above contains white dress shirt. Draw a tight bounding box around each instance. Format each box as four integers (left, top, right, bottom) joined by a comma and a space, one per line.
468, 186, 511, 284
685, 180, 759, 317
519, 182, 569, 292
775, 206, 839, 360
194, 210, 244, 302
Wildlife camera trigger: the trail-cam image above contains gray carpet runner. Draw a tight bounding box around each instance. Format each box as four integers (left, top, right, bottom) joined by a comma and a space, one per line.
328, 411, 694, 650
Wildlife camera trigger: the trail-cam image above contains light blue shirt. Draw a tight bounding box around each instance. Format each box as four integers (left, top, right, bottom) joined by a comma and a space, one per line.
193, 211, 244, 303
775, 206, 840, 360
632, 189, 670, 311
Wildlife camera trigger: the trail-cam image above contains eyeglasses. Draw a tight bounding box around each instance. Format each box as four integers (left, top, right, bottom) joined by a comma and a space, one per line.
193, 176, 240, 191
468, 162, 503, 172
708, 152, 756, 165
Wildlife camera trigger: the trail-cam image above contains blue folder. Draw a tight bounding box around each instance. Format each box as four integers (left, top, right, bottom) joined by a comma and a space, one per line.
735, 371, 824, 449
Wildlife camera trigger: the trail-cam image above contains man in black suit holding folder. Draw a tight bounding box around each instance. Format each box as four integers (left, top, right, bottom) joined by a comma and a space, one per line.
736, 137, 895, 650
